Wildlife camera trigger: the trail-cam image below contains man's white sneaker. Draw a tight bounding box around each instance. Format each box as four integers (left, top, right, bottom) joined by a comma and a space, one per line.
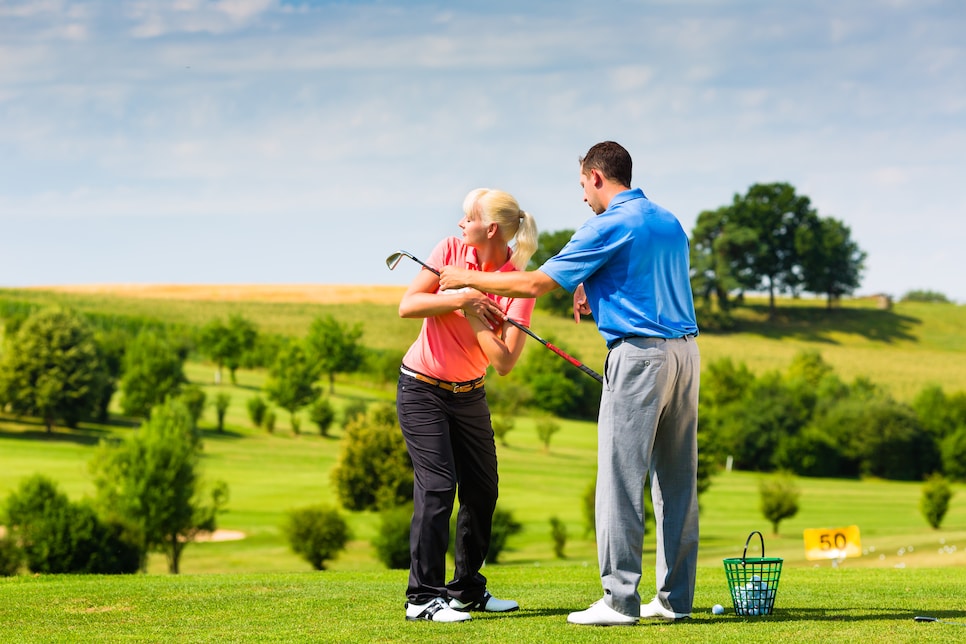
640, 596, 691, 620
449, 590, 519, 613
405, 597, 472, 622
567, 599, 638, 626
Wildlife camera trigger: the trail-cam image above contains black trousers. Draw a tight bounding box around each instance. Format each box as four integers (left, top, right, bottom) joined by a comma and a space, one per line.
396, 373, 499, 605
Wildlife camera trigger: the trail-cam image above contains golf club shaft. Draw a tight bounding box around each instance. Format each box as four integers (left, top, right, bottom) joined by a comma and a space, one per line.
387, 250, 603, 383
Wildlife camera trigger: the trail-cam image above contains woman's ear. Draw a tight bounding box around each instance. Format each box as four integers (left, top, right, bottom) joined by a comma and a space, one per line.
487, 222, 500, 239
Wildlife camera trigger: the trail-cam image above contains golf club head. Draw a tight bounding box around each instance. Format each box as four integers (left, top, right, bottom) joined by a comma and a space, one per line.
385, 251, 406, 271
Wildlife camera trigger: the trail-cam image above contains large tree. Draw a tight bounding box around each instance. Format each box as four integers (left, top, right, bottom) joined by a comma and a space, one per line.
796, 216, 866, 309
304, 315, 364, 394
0, 307, 108, 431
198, 314, 258, 385
90, 398, 228, 574
119, 331, 187, 418
264, 341, 320, 429
728, 182, 820, 315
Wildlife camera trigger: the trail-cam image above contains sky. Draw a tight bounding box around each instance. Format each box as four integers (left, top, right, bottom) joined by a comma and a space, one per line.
1, 0, 964, 303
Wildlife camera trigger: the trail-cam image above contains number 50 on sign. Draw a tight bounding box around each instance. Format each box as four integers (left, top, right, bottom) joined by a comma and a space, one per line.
803, 525, 862, 560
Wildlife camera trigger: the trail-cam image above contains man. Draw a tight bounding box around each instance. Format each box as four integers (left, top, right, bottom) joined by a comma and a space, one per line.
438, 141, 700, 626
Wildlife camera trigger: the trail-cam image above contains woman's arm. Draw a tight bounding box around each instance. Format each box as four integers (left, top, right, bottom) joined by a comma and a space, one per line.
466, 313, 529, 376
398, 268, 504, 328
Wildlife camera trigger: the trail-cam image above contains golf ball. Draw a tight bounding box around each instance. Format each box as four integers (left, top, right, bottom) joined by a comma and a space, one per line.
712, 604, 725, 615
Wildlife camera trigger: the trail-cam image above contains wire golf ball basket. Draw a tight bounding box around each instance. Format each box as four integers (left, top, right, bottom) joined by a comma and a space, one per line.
723, 531, 783, 616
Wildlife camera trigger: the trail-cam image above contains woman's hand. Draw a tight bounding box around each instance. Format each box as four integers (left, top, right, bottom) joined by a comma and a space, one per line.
459, 290, 505, 331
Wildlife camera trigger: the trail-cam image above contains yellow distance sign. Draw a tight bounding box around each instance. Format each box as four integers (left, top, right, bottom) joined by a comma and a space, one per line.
803, 525, 862, 560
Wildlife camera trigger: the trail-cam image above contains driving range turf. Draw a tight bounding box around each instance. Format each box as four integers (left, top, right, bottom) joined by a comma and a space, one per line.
1, 287, 965, 641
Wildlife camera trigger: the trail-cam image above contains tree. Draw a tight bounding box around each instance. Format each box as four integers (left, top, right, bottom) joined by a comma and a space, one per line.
331, 403, 413, 511
0, 307, 108, 431
198, 315, 258, 385
305, 315, 364, 394
90, 398, 229, 574
796, 216, 866, 308
759, 473, 800, 535
119, 331, 187, 418
283, 505, 351, 570
527, 229, 577, 317
728, 183, 820, 315
690, 207, 754, 312
264, 342, 320, 431
920, 473, 953, 529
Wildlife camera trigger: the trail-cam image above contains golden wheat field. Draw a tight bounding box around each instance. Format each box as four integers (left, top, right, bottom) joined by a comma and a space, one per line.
29, 284, 407, 305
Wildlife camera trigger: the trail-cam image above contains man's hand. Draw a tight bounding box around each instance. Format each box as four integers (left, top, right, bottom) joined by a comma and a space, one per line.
439, 265, 473, 291
573, 283, 592, 323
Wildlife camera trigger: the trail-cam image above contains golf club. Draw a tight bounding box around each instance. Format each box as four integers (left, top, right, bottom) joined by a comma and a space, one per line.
915, 616, 966, 626
386, 250, 603, 383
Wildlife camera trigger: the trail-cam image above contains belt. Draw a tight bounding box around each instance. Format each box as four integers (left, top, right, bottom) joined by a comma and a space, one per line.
609, 334, 696, 349
400, 367, 485, 393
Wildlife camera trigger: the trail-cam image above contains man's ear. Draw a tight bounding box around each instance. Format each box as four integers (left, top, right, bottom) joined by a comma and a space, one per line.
591, 168, 605, 188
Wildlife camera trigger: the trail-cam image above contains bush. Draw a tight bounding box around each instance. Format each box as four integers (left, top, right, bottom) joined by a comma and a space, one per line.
921, 473, 953, 529
550, 516, 567, 559
535, 417, 561, 453
283, 505, 351, 570
341, 399, 368, 429
264, 409, 276, 433
486, 507, 522, 564
759, 473, 800, 535
179, 385, 207, 429
491, 415, 514, 447
247, 395, 268, 427
5, 475, 142, 574
0, 535, 23, 576
214, 392, 231, 432
331, 404, 412, 511
309, 397, 336, 437
373, 504, 413, 570
941, 427, 966, 481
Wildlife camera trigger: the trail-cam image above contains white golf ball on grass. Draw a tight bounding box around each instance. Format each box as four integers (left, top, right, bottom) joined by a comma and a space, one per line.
712, 604, 725, 615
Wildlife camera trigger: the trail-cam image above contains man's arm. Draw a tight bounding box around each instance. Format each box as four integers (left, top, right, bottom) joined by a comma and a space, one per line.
438, 266, 560, 298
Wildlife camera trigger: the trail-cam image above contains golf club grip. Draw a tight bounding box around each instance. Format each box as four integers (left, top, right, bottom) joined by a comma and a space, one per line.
503, 318, 603, 383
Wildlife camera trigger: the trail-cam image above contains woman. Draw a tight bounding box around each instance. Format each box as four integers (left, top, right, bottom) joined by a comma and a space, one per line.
397, 188, 538, 623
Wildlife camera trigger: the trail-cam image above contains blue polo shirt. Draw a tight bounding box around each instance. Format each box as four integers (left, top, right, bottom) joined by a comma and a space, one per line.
539, 188, 698, 348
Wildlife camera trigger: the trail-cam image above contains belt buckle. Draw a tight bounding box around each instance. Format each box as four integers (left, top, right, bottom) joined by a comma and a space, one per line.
451, 382, 470, 393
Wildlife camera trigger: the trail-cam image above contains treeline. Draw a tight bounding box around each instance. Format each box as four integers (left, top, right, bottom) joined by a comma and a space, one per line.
699, 349, 966, 482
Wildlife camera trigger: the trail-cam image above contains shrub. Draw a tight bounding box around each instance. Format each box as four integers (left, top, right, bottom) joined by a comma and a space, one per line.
5, 475, 142, 574
309, 397, 336, 437
486, 507, 522, 564
264, 409, 276, 433
921, 473, 953, 529
331, 404, 412, 511
283, 505, 351, 570
940, 427, 966, 481
247, 396, 268, 427
550, 516, 567, 559
535, 417, 561, 453
341, 399, 368, 429
0, 535, 23, 576
759, 473, 800, 535
373, 504, 413, 570
179, 385, 207, 429
214, 392, 231, 432
491, 415, 514, 447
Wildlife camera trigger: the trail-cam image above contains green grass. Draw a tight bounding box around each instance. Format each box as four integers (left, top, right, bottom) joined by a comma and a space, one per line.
2, 290, 966, 640
3, 566, 966, 643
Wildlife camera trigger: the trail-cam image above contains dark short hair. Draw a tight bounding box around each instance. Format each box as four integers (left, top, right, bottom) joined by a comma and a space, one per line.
579, 141, 632, 187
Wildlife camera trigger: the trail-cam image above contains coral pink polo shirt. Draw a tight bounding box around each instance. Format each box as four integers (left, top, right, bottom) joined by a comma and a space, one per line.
402, 237, 536, 383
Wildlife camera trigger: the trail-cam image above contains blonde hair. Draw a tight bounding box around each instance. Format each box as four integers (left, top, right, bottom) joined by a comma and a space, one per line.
462, 188, 538, 270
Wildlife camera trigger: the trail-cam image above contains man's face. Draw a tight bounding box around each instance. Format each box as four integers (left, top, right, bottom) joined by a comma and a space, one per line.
580, 169, 606, 215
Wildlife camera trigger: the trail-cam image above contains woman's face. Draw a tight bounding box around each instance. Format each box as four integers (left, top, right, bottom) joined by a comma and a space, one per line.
459, 209, 490, 248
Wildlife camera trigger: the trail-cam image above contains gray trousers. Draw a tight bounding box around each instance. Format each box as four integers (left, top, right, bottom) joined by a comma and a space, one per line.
596, 335, 700, 617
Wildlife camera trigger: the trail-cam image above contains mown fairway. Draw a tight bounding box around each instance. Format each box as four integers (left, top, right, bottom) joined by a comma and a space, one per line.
1, 287, 965, 641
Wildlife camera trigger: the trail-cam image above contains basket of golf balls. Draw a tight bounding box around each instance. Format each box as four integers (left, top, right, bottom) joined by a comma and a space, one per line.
723, 530, 783, 616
